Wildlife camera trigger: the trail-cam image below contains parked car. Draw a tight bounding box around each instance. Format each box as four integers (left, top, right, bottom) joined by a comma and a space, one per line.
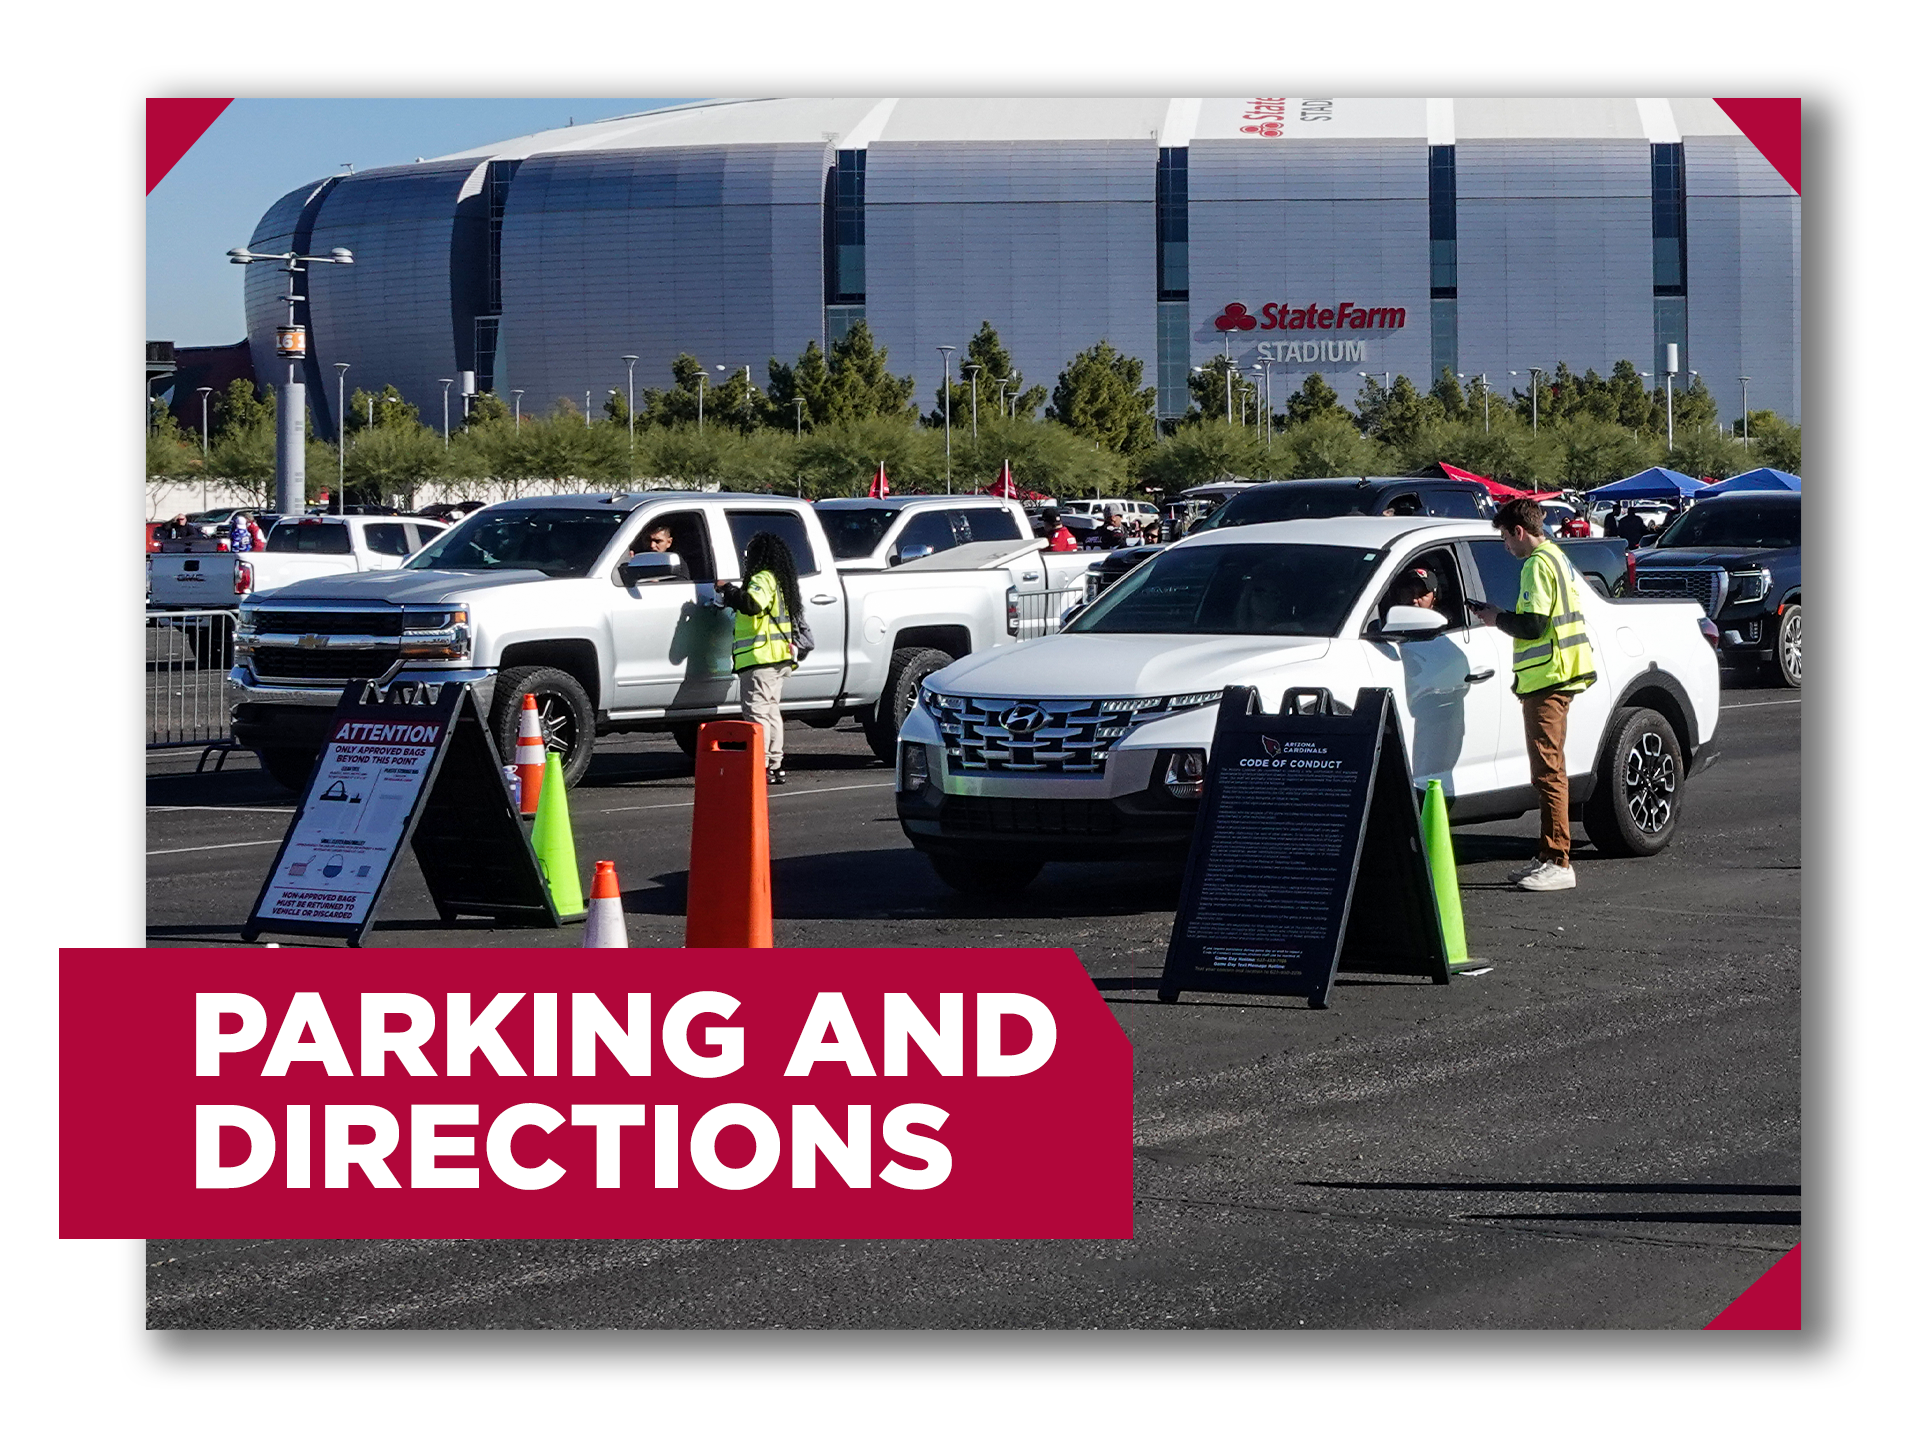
1628, 491, 1801, 687
896, 515, 1722, 893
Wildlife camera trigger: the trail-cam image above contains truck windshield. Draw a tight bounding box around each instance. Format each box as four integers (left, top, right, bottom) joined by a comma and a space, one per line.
406, 509, 626, 577
1069, 543, 1383, 636
265, 522, 351, 555
1656, 501, 1800, 550
817, 507, 901, 560
1192, 486, 1369, 531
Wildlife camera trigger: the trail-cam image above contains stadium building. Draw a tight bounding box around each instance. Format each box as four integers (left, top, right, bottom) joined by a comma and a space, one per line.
242, 97, 1800, 440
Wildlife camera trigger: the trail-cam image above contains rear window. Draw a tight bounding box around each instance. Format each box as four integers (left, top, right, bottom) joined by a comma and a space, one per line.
961, 507, 1023, 542
725, 510, 819, 576
1424, 490, 1486, 519
818, 506, 901, 560
364, 523, 411, 556
1656, 500, 1800, 550
265, 522, 352, 555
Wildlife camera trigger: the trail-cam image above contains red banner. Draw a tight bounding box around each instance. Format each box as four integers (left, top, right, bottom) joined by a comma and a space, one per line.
60, 948, 1133, 1240
147, 98, 232, 193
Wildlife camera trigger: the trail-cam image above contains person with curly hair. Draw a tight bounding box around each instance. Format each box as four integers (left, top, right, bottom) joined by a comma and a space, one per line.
716, 531, 808, 785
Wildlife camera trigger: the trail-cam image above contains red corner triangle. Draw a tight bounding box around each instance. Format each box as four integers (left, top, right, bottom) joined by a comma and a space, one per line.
148, 98, 233, 194
1704, 1243, 1801, 1329
1713, 98, 1801, 195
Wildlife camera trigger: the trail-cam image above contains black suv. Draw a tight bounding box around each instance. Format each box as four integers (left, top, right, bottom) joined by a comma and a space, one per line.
1629, 491, 1802, 687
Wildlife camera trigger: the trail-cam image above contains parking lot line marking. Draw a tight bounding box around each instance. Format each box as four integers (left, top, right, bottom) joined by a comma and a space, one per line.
1721, 699, 1802, 710
148, 806, 297, 815
147, 839, 284, 857
590, 780, 892, 817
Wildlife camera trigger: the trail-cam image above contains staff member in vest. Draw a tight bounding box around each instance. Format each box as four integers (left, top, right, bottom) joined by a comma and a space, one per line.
716, 532, 804, 785
1467, 498, 1597, 892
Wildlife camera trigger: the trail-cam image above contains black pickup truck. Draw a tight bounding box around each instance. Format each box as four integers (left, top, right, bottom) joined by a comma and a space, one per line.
1627, 491, 1802, 688
1083, 476, 1629, 599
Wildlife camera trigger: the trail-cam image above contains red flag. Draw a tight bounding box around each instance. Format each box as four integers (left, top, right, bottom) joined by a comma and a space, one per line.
989, 459, 1015, 498
867, 461, 889, 498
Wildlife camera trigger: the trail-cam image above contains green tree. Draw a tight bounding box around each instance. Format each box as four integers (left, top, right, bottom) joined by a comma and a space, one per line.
1551, 414, 1658, 487
1672, 374, 1719, 432
207, 423, 276, 501
467, 391, 512, 428
953, 416, 1132, 499
1357, 374, 1440, 450
793, 415, 941, 497
1448, 411, 1564, 487
147, 400, 199, 480
1667, 425, 1746, 482
1185, 354, 1260, 424
1280, 414, 1385, 478
212, 377, 273, 439
1283, 372, 1353, 428
1136, 417, 1279, 490
345, 384, 421, 435
1746, 412, 1801, 475
932, 320, 1046, 430
1045, 340, 1159, 456
641, 355, 717, 430
765, 322, 916, 430
765, 341, 832, 432
344, 422, 442, 506
1429, 368, 1469, 423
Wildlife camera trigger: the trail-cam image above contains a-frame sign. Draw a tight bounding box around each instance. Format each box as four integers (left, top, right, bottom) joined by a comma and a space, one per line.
1159, 686, 1451, 1009
241, 677, 562, 947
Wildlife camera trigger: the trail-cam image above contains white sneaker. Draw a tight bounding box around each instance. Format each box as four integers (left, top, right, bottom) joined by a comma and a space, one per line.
1515, 862, 1576, 892
1507, 858, 1551, 884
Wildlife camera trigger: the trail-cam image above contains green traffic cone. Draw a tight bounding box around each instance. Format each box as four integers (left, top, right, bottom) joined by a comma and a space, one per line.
530, 750, 585, 918
1421, 779, 1470, 969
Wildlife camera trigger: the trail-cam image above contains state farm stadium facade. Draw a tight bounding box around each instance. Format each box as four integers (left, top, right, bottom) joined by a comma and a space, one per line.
246, 97, 1800, 441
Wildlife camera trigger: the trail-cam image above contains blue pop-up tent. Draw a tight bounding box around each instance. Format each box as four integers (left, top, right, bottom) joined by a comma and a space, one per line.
1584, 467, 1710, 502
1695, 467, 1801, 496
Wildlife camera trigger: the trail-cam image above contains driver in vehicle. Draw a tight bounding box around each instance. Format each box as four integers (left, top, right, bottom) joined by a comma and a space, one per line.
1232, 556, 1300, 632
1386, 565, 1439, 612
630, 522, 675, 559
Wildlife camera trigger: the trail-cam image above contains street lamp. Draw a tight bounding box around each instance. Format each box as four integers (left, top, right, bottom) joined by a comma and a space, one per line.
936, 346, 956, 494
994, 377, 1011, 418
439, 378, 454, 448
584, 384, 592, 428
1738, 375, 1752, 446
511, 390, 525, 429
333, 362, 349, 515
1510, 368, 1544, 431
693, 370, 708, 433
226, 241, 354, 516
621, 355, 639, 479
196, 386, 213, 511
963, 362, 981, 443
1468, 373, 1490, 432
714, 363, 751, 433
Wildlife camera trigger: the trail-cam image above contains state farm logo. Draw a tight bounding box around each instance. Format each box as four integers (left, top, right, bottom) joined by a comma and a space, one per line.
1214, 301, 1408, 333
1238, 97, 1286, 137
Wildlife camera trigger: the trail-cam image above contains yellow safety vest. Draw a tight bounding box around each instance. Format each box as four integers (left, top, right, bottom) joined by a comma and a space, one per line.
731, 569, 795, 671
1511, 540, 1596, 695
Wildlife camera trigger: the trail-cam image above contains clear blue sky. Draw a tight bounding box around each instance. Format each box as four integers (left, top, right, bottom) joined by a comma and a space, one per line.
146, 98, 695, 347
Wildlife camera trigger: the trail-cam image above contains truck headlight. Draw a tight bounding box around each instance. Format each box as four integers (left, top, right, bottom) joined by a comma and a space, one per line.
234, 608, 258, 656
398, 606, 471, 659
901, 743, 932, 793
1727, 568, 1772, 605
1161, 749, 1206, 800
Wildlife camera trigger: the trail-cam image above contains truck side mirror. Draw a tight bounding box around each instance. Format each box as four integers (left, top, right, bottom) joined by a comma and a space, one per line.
616, 550, 685, 587
1373, 606, 1451, 640
890, 543, 935, 567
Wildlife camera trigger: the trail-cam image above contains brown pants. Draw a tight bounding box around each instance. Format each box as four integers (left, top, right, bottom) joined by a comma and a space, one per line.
1520, 689, 1574, 867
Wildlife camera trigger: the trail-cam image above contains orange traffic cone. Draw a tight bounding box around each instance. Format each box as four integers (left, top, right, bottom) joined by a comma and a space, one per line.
685, 720, 773, 947
583, 861, 628, 948
514, 693, 545, 817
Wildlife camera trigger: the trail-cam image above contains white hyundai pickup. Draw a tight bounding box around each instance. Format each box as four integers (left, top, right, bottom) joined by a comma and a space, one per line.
227, 492, 1031, 791
894, 516, 1723, 892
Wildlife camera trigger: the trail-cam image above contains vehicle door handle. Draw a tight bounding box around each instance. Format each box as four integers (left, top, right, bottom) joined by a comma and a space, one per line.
1466, 669, 1497, 684
810, 594, 837, 604
1021, 571, 1040, 581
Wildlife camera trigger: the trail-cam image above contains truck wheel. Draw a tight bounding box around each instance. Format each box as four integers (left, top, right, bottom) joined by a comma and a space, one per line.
491, 666, 595, 788
862, 647, 952, 763
188, 614, 234, 669
1770, 604, 1802, 689
670, 723, 700, 756
928, 852, 1044, 895
1582, 707, 1685, 859
257, 747, 320, 793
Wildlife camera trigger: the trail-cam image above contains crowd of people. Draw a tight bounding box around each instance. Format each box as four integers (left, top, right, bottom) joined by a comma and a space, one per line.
1034, 504, 1167, 553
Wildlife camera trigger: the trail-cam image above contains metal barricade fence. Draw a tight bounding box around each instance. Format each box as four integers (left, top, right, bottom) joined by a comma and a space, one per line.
1006, 587, 1083, 641
147, 608, 237, 763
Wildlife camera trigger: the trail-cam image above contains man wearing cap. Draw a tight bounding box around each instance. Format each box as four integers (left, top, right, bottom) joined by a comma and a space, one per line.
1039, 506, 1077, 552
1094, 506, 1128, 550
1386, 565, 1439, 611
1467, 498, 1596, 892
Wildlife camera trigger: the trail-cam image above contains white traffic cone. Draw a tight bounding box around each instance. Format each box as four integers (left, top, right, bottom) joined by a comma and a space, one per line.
583, 860, 629, 948
514, 692, 545, 816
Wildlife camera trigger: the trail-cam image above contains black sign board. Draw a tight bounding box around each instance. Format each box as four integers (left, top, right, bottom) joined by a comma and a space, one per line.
1159, 686, 1450, 1009
241, 678, 561, 947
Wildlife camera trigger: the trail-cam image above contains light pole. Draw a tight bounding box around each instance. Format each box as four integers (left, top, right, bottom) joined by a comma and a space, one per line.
511, 389, 524, 429
1469, 373, 1489, 432
584, 383, 592, 428
794, 397, 805, 437
333, 362, 349, 515
226, 242, 354, 516
1737, 375, 1753, 447
714, 363, 751, 433
196, 386, 213, 511
694, 371, 708, 433
439, 378, 454, 448
994, 377, 1011, 418
963, 362, 981, 443
1510, 368, 1543, 431
621, 355, 639, 476
936, 346, 956, 494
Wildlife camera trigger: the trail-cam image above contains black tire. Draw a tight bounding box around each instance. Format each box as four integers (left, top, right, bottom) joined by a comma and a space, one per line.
670, 723, 701, 756
928, 851, 1045, 895
257, 746, 320, 792
1582, 706, 1685, 858
188, 614, 234, 669
862, 646, 953, 763
1770, 603, 1802, 689
491, 665, 595, 789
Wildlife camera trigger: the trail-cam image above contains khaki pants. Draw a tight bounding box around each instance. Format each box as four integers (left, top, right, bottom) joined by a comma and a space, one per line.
740, 663, 792, 769
1520, 688, 1574, 867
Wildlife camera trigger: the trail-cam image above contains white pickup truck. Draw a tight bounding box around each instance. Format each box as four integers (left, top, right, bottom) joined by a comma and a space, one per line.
894, 516, 1723, 892
149, 515, 448, 612
227, 492, 1032, 790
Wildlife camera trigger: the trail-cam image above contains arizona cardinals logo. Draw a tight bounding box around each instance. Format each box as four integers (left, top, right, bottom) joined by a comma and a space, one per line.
1261, 735, 1284, 757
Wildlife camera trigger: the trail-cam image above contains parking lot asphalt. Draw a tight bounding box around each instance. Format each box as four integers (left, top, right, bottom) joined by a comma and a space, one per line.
144, 681, 1800, 1329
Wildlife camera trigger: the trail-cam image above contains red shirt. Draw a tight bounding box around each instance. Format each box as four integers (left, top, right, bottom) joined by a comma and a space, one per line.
1048, 525, 1078, 552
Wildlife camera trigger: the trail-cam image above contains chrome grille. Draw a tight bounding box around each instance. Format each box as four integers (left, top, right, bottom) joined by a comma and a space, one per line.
249, 607, 404, 636
925, 692, 1221, 777
1633, 567, 1727, 618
